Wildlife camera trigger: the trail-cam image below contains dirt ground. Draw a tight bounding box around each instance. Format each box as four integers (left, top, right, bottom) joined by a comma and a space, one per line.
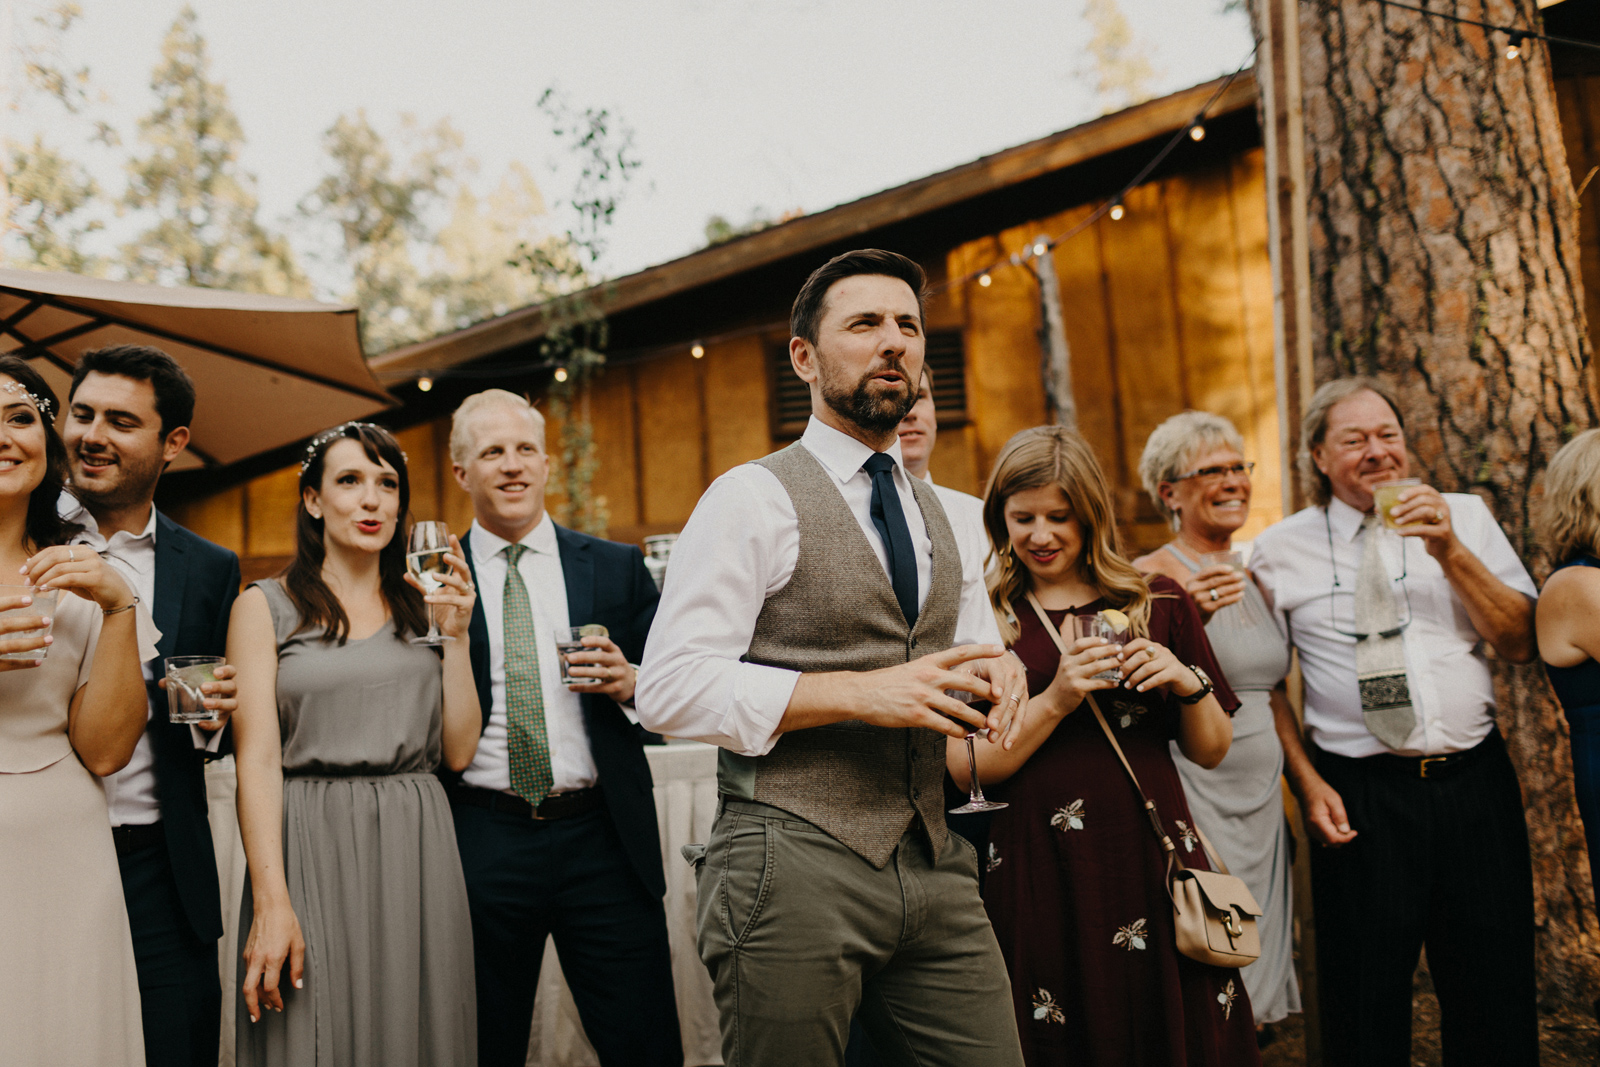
1259, 965, 1599, 1066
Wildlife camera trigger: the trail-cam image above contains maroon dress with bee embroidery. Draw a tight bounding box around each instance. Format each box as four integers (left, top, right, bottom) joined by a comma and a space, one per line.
983, 575, 1262, 1067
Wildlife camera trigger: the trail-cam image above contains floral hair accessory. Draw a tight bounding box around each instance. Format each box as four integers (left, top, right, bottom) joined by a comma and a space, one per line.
299, 421, 406, 473
1, 380, 54, 420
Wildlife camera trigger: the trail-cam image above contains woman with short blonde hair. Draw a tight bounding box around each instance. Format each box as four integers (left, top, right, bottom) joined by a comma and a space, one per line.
1535, 428, 1600, 911
962, 425, 1260, 1067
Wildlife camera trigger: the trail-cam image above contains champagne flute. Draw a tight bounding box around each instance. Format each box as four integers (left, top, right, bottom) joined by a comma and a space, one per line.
947, 688, 1008, 814
406, 521, 454, 646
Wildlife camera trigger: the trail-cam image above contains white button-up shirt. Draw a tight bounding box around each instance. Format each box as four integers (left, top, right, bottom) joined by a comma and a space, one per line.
59, 495, 206, 825
924, 473, 991, 593
637, 416, 1004, 757
461, 514, 598, 794
1251, 494, 1537, 758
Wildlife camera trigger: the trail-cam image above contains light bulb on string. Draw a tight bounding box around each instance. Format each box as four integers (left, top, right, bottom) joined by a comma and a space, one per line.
1032, 241, 1048, 257
978, 273, 993, 287
553, 367, 569, 383
416, 376, 434, 393
1189, 123, 1206, 142
691, 342, 705, 359
1109, 200, 1126, 221
1506, 33, 1524, 60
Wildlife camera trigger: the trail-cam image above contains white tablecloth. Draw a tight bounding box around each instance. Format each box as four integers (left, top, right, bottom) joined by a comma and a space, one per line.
207, 741, 725, 1067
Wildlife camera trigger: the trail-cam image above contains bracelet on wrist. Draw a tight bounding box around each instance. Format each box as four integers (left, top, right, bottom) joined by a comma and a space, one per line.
102, 596, 140, 617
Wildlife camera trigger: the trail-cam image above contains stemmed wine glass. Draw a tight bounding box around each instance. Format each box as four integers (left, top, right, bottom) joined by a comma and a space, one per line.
948, 688, 1008, 814
406, 521, 454, 646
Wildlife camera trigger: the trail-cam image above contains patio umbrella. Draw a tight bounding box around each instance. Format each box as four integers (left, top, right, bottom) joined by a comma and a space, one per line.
0, 268, 393, 471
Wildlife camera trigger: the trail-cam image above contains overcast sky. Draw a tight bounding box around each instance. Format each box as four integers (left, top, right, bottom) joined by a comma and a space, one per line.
12, 0, 1253, 287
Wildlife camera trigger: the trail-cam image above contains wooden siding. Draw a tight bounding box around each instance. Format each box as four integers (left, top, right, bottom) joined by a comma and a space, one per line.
172, 149, 1281, 570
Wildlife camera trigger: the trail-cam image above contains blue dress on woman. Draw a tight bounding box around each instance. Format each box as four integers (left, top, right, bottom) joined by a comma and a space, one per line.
1546, 554, 1600, 903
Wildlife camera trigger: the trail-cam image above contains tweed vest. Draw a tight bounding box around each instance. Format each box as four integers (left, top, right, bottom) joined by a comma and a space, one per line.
718, 441, 962, 868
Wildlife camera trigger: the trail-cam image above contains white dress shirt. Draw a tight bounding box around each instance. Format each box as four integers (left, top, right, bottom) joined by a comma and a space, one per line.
637, 416, 1004, 757
461, 514, 599, 794
924, 474, 991, 592
59, 495, 202, 826
1251, 494, 1537, 758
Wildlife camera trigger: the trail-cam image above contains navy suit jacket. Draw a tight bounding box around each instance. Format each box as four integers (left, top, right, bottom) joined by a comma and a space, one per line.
146, 510, 241, 943
460, 523, 666, 899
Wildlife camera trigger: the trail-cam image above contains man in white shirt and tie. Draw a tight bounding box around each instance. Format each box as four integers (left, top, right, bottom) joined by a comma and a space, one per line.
446, 389, 679, 1067
638, 249, 1028, 1067
1251, 377, 1539, 1067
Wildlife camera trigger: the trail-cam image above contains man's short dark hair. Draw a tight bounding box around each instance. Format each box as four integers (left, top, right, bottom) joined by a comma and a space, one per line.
69, 344, 197, 437
790, 249, 929, 346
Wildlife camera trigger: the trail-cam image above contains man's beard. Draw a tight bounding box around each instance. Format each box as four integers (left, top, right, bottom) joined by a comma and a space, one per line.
819, 357, 915, 435
70, 448, 163, 512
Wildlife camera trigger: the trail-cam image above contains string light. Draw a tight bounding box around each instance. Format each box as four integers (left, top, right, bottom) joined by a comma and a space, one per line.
553, 367, 569, 382
1189, 123, 1206, 142
1032, 241, 1048, 257
416, 375, 433, 392
1505, 32, 1524, 60
691, 342, 705, 358
978, 273, 992, 287
1109, 200, 1126, 221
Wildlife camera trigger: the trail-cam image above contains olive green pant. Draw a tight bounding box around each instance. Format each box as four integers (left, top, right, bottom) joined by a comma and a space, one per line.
692, 799, 1024, 1067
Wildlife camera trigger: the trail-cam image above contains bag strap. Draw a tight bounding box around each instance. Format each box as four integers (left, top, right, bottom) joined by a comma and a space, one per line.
1022, 592, 1232, 877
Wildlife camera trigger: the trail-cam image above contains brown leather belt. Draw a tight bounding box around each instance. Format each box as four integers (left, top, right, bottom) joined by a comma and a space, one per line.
449, 784, 603, 821
111, 821, 165, 857
1327, 729, 1499, 780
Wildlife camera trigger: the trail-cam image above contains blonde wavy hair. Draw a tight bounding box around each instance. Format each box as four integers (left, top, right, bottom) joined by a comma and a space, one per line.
1538, 429, 1600, 564
982, 425, 1154, 645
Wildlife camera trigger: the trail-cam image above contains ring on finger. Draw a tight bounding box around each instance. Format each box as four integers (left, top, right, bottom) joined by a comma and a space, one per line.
1209, 587, 1218, 601
67, 547, 75, 563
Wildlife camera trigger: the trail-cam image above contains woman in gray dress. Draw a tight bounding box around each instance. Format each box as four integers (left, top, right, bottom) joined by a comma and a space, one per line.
229, 422, 481, 1066
1133, 411, 1302, 1030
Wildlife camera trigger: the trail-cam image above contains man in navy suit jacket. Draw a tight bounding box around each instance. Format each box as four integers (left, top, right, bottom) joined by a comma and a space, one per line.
446, 389, 679, 1067
64, 345, 241, 1067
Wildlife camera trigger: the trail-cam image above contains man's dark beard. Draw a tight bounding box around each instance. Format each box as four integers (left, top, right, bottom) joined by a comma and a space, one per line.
820, 362, 915, 435
71, 448, 163, 513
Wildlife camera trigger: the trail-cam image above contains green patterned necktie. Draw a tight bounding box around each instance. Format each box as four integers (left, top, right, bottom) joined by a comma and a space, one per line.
502, 543, 553, 807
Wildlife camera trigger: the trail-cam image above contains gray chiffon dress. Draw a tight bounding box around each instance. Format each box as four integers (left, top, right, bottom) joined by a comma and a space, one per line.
236, 579, 475, 1067
1165, 546, 1302, 1026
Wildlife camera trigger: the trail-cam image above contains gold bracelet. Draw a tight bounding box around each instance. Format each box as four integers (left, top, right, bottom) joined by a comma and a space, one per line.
102, 596, 140, 617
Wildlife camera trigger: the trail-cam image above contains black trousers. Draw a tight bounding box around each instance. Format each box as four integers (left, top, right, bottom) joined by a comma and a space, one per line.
117, 834, 221, 1067
1310, 728, 1538, 1067
453, 802, 682, 1067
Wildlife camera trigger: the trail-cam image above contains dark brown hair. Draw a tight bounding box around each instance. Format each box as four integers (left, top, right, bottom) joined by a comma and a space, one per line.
70, 344, 197, 437
284, 423, 427, 643
790, 248, 929, 346
0, 356, 81, 550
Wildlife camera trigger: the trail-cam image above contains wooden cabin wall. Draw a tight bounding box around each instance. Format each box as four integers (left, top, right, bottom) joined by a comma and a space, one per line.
946, 148, 1280, 555
170, 148, 1279, 575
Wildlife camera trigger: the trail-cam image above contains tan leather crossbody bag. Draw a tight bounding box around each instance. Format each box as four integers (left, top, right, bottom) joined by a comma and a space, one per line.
1025, 592, 1263, 969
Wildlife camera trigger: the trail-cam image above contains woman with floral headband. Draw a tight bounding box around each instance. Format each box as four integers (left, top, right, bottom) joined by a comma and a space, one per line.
230, 422, 481, 1066
0, 356, 155, 1064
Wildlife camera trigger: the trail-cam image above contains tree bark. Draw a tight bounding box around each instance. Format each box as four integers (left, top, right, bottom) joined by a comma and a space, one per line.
1298, 0, 1599, 1009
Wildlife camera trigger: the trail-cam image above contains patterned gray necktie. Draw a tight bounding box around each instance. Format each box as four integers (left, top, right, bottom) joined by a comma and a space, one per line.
1354, 514, 1416, 749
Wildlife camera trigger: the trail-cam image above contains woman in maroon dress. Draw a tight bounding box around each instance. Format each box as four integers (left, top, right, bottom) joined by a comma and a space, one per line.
954, 426, 1261, 1067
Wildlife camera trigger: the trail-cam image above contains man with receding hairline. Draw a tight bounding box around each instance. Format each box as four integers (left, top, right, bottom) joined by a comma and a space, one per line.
639, 249, 1027, 1067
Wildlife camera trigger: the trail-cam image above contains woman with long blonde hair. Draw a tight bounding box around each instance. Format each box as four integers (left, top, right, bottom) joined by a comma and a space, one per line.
954, 425, 1258, 1067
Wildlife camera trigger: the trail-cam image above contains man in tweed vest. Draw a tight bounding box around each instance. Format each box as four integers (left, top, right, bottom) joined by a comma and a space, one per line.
638, 249, 1028, 1066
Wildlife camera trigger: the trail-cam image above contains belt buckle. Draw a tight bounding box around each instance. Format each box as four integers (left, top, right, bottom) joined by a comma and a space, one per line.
1419, 755, 1447, 779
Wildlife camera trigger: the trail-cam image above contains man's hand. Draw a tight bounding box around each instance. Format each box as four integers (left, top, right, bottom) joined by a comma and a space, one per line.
157, 664, 238, 731
781, 644, 1007, 739
562, 636, 636, 704
966, 650, 1029, 749
1388, 484, 1456, 560
1298, 774, 1358, 847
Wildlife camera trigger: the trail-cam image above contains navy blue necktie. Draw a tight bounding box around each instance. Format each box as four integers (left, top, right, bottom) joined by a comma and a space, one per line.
863, 452, 918, 627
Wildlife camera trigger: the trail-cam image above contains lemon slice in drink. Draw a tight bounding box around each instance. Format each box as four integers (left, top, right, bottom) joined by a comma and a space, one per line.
1098, 608, 1131, 635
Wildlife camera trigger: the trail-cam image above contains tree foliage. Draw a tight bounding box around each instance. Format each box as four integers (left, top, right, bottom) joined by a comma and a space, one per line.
119, 6, 305, 295
1080, 0, 1158, 112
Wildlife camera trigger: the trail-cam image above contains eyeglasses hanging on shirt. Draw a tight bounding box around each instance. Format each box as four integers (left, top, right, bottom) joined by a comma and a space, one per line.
1323, 508, 1413, 640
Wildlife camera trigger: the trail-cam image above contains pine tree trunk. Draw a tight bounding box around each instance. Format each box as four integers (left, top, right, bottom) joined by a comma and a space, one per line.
1298, 0, 1599, 1009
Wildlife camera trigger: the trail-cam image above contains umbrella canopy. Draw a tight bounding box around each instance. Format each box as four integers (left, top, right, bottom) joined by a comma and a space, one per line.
0, 268, 393, 471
